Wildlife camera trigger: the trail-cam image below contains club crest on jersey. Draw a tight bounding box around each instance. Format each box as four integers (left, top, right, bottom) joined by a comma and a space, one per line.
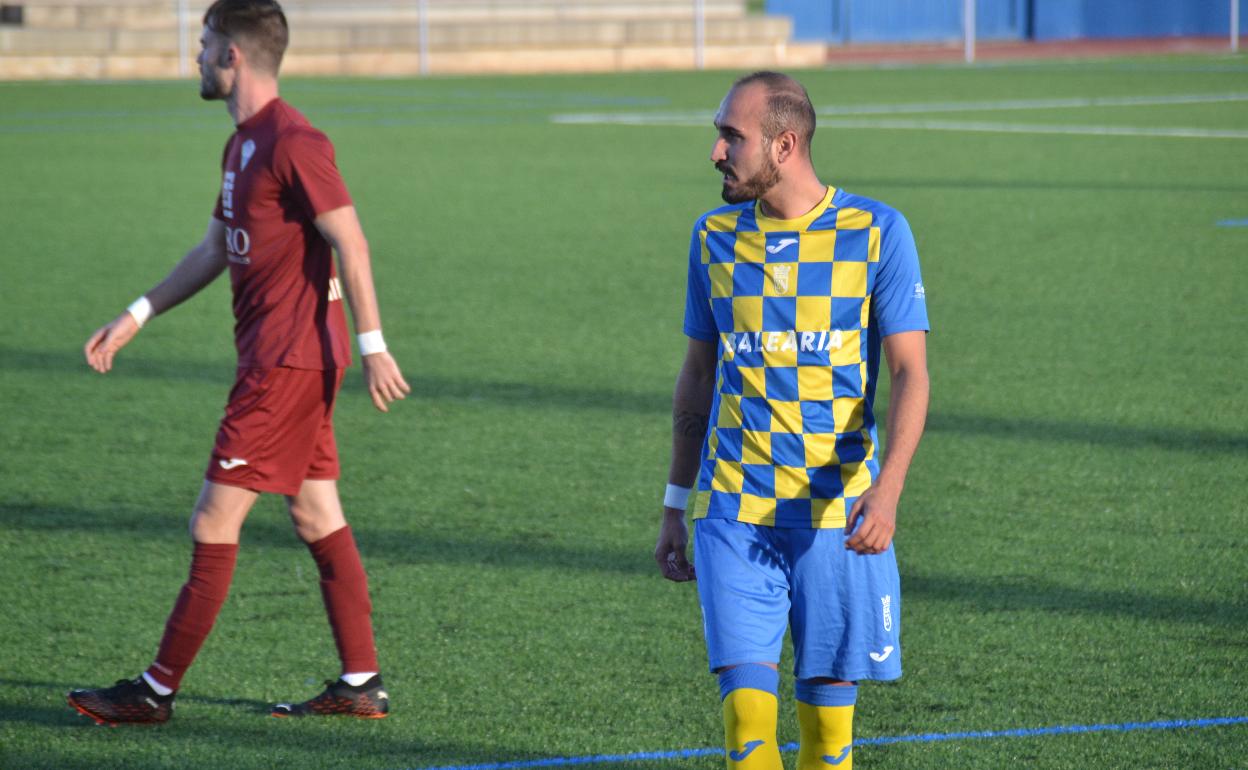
771, 264, 792, 294
881, 595, 893, 632
240, 139, 256, 171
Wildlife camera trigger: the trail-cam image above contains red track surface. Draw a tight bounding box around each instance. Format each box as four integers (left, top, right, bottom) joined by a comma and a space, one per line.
823, 36, 1240, 65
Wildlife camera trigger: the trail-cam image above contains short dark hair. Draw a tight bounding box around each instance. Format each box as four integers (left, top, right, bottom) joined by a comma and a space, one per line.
733, 71, 817, 153
203, 0, 288, 75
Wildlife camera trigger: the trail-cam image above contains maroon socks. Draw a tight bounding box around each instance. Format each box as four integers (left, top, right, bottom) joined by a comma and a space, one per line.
307, 526, 379, 674
146, 542, 238, 692
144, 526, 377, 692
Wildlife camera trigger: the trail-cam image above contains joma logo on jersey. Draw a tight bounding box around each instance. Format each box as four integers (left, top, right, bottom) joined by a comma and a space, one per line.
881, 594, 893, 632
726, 329, 846, 355
226, 225, 251, 265
221, 171, 236, 219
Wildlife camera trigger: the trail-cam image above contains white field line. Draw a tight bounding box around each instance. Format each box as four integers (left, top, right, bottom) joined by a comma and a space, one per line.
817, 118, 1248, 139
550, 91, 1248, 127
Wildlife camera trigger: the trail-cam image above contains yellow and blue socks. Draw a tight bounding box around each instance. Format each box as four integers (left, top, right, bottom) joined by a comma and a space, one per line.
719, 664, 782, 770
795, 680, 857, 769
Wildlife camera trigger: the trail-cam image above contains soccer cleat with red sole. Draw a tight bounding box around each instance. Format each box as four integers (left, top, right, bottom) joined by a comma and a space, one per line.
67, 677, 174, 726
271, 674, 389, 718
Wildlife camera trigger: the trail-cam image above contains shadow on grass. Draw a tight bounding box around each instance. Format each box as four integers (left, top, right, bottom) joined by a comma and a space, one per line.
1, 502, 654, 576
839, 175, 1248, 196
923, 410, 1248, 455
0, 677, 268, 728
0, 678, 561, 770
3, 503, 1242, 629
4, 346, 1246, 455
899, 569, 1248, 629
0, 346, 666, 414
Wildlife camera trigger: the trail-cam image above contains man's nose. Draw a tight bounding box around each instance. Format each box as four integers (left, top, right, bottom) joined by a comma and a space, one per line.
710, 138, 727, 163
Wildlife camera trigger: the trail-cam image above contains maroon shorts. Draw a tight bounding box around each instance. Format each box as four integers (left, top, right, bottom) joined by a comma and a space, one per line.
205, 367, 345, 496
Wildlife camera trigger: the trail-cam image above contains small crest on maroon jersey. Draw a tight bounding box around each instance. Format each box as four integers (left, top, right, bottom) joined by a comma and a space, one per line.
241, 139, 256, 171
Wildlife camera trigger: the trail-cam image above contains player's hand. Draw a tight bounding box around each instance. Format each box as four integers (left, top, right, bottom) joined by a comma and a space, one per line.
361, 351, 411, 412
83, 313, 141, 373
844, 484, 899, 555
655, 508, 696, 582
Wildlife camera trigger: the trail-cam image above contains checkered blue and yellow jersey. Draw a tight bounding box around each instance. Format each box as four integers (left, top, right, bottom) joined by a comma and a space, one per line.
683, 186, 929, 529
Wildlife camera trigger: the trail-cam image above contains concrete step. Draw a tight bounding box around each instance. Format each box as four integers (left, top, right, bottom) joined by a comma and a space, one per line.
0, 0, 821, 79
15, 0, 752, 29
0, 40, 826, 79
19, 2, 174, 31
1, 15, 791, 54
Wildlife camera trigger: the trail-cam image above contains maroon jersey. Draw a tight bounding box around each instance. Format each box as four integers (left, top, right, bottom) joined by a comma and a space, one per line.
213, 98, 352, 370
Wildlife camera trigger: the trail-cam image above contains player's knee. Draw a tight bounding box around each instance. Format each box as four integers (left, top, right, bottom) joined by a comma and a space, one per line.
286, 501, 340, 542
188, 508, 239, 544
718, 663, 780, 719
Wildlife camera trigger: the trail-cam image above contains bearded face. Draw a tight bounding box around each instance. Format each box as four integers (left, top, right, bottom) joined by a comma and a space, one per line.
717, 139, 782, 204
197, 29, 234, 102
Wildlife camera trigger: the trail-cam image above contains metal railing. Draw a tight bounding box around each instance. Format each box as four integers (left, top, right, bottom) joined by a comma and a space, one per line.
958, 0, 1242, 64
172, 0, 719, 77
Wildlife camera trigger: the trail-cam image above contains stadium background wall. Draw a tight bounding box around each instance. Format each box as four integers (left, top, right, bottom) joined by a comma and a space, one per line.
766, 0, 1248, 43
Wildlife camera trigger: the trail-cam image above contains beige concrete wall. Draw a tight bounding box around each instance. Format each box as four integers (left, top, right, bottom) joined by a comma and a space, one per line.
0, 1, 825, 79
1, 42, 826, 79
279, 41, 826, 77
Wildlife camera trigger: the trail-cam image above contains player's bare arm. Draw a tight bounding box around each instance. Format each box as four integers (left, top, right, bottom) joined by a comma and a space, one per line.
84, 218, 229, 374
655, 337, 717, 582
845, 330, 929, 555
314, 204, 411, 413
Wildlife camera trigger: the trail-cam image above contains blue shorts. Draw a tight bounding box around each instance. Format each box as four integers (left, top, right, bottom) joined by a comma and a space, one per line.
693, 517, 902, 682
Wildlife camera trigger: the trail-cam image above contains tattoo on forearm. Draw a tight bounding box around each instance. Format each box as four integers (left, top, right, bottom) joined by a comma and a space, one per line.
673, 410, 709, 439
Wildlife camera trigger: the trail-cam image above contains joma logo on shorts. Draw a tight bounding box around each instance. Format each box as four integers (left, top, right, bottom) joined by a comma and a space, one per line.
881, 594, 893, 632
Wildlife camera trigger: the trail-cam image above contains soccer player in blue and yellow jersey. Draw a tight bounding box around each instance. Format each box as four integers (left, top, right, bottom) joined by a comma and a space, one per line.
654, 72, 930, 769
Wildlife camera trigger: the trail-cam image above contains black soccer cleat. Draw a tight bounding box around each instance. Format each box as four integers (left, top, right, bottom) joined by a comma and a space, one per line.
67, 677, 175, 726
271, 675, 389, 719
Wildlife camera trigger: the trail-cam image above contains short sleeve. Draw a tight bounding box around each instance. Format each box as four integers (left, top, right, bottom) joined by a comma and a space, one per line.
274, 128, 353, 220
682, 226, 717, 341
871, 212, 930, 337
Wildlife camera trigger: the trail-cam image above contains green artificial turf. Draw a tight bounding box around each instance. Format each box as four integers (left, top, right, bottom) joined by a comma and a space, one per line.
1, 55, 1246, 769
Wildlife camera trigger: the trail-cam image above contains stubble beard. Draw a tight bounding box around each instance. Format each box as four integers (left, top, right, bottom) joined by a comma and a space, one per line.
718, 153, 782, 204
199, 63, 230, 101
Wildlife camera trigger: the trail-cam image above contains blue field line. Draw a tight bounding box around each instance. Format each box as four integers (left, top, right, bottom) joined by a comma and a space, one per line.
1216, 218, 1248, 227
406, 716, 1248, 770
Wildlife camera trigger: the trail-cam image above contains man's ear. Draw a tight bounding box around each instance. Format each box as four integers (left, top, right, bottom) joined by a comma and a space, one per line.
773, 129, 799, 164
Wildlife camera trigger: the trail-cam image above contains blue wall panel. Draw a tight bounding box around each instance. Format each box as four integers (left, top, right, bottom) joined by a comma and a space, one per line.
768, 0, 1245, 43
1030, 0, 1081, 40
768, 0, 1027, 43
1082, 0, 1237, 38
1034, 0, 1242, 39
843, 0, 963, 43
977, 0, 1031, 39
767, 0, 838, 43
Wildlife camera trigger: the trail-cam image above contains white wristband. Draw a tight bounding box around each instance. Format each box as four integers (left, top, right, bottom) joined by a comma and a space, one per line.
663, 483, 692, 511
127, 296, 153, 328
357, 329, 387, 356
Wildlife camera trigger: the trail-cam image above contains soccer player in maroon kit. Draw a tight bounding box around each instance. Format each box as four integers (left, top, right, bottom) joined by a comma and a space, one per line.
67, 0, 410, 724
